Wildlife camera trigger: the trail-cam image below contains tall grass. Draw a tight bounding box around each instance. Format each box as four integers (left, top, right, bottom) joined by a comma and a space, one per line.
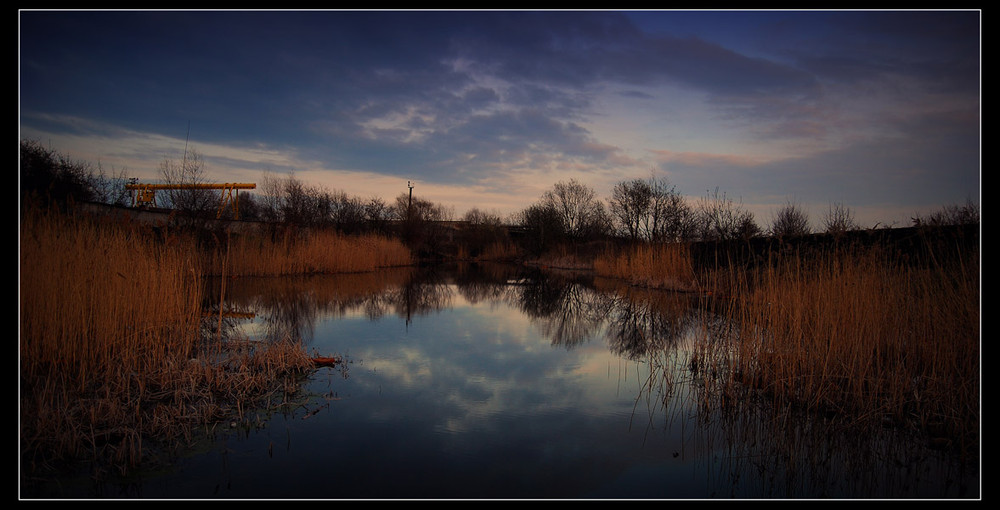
20, 204, 203, 392
20, 204, 207, 475
594, 242, 699, 292
203, 228, 413, 276
712, 244, 979, 456
20, 206, 414, 482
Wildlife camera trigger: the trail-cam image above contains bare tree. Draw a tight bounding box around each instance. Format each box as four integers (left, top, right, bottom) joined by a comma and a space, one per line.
462, 207, 508, 257
541, 179, 609, 240
159, 149, 216, 216
695, 188, 757, 242
20, 139, 96, 206
770, 200, 811, 239
257, 171, 285, 222
364, 196, 392, 234
89, 160, 132, 206
648, 177, 698, 242
518, 202, 566, 255
823, 202, 859, 235
609, 178, 652, 241
911, 199, 980, 227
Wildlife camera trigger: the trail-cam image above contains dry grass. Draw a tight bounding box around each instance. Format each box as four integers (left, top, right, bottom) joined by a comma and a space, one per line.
202, 228, 413, 276
475, 239, 521, 262
701, 244, 979, 456
20, 204, 413, 482
594, 242, 700, 292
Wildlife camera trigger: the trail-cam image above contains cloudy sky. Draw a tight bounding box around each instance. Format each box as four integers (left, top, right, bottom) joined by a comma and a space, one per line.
19, 9, 980, 228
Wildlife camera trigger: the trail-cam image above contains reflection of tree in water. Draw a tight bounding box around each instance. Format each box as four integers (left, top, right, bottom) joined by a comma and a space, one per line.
204, 269, 417, 344
207, 262, 707, 357
206, 267, 461, 343
204, 264, 976, 498
452, 263, 702, 354
383, 267, 456, 326
597, 283, 697, 359
525, 280, 610, 348
451, 262, 521, 305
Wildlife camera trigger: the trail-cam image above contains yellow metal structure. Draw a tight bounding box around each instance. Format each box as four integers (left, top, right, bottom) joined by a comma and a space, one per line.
124, 182, 257, 219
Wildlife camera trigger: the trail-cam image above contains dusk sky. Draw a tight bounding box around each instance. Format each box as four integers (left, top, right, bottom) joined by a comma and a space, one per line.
19, 10, 980, 229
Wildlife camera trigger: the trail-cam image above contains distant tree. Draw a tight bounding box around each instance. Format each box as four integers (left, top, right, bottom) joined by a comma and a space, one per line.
462, 207, 508, 257
279, 172, 314, 225
517, 203, 566, 255
823, 202, 859, 235
695, 188, 756, 242
392, 191, 451, 251
734, 213, 763, 240
364, 196, 392, 234
19, 139, 97, 207
237, 192, 263, 221
609, 178, 651, 241
392, 193, 450, 223
540, 179, 609, 240
159, 149, 217, 216
911, 199, 980, 227
257, 171, 285, 222
770, 200, 811, 239
328, 191, 367, 234
648, 177, 698, 243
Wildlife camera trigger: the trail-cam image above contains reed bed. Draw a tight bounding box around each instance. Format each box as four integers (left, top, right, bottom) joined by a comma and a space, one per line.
20, 205, 203, 394
203, 228, 413, 276
18, 206, 361, 483
475, 239, 521, 262
21, 204, 205, 476
593, 242, 700, 292
709, 244, 979, 456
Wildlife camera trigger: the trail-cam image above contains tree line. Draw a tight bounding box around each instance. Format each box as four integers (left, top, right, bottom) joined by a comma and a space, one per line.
20, 139, 978, 254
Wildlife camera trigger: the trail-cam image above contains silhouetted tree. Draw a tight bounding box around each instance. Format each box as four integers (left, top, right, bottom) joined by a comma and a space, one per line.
461, 207, 508, 257
540, 179, 609, 240
159, 149, 217, 217
19, 139, 97, 207
392, 192, 451, 253
770, 200, 811, 239
695, 188, 756, 242
823, 202, 859, 235
518, 203, 566, 255
609, 178, 651, 241
911, 199, 980, 227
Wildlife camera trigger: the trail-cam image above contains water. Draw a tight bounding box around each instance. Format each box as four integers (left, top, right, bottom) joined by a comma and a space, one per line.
32, 263, 979, 499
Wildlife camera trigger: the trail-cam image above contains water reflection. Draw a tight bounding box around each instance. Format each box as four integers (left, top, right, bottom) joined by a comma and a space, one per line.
169, 263, 977, 499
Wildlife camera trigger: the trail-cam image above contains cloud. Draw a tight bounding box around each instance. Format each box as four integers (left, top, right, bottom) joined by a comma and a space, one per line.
19, 10, 980, 225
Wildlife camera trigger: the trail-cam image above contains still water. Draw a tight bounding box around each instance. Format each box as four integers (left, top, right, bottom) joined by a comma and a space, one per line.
85, 264, 979, 499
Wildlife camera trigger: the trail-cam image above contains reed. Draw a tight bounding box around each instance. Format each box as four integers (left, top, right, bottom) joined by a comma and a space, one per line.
203, 228, 413, 276
594, 242, 699, 292
715, 243, 979, 455
20, 204, 203, 393
19, 205, 326, 481
475, 239, 520, 262
20, 204, 205, 474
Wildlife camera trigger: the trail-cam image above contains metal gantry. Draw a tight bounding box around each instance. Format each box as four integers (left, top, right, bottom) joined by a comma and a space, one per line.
124, 181, 257, 219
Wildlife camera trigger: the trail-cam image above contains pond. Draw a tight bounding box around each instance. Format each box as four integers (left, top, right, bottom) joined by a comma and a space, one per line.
52, 263, 980, 499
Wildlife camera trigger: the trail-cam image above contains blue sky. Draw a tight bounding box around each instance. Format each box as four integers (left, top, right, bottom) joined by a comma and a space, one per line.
19, 9, 980, 229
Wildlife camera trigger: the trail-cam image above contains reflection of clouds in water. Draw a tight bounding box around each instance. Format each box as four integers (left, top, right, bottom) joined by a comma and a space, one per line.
317, 294, 656, 445
186, 265, 976, 498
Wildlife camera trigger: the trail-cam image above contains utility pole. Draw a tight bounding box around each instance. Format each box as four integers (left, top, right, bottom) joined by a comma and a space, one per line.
407, 180, 414, 221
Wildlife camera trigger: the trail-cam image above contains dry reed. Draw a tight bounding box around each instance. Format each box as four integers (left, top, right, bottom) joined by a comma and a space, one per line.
713, 244, 979, 455
202, 228, 413, 276
20, 204, 389, 483
594, 242, 700, 292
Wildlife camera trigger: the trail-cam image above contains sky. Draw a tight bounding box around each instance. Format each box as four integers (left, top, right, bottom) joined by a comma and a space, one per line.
18, 9, 981, 229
